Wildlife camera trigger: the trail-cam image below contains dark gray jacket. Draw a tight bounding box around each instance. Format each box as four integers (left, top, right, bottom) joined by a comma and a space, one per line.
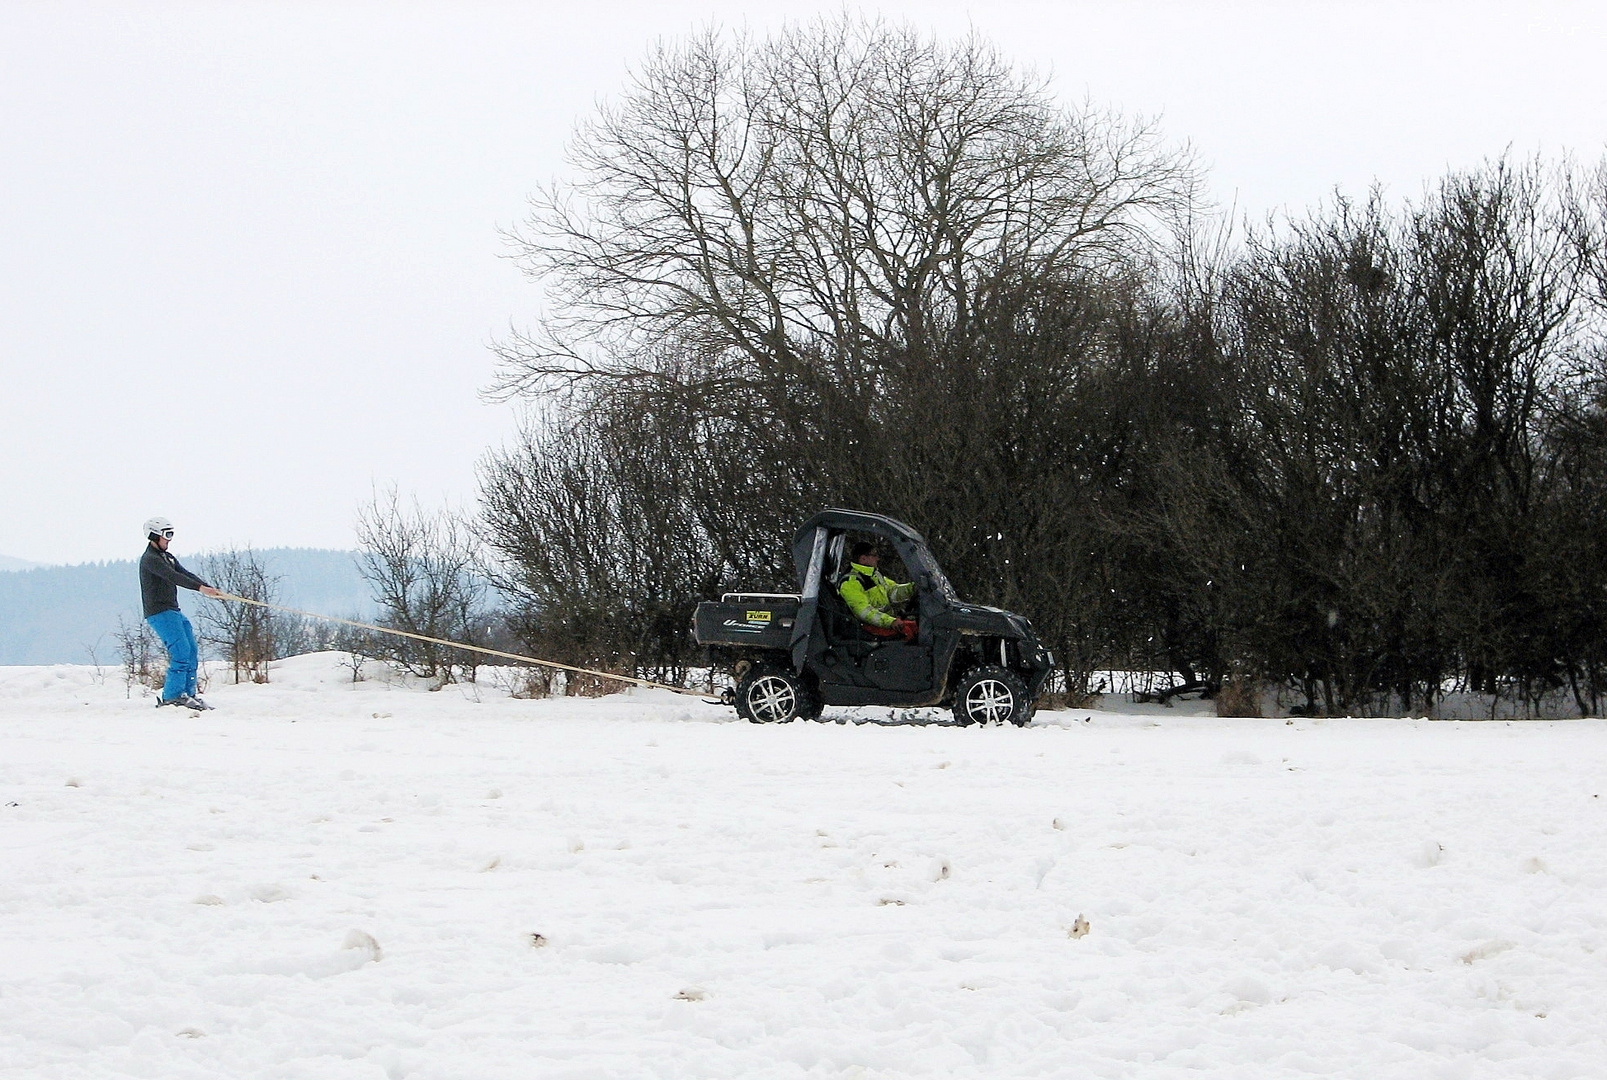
139, 545, 212, 617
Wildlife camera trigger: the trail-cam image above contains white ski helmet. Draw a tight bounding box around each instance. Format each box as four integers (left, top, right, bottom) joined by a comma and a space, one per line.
143, 516, 175, 540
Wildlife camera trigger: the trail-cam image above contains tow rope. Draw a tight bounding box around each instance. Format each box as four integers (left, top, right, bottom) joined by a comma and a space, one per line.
213, 593, 706, 697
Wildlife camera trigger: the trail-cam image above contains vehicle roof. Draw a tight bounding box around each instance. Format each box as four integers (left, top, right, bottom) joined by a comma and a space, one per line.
790, 509, 940, 590
791, 508, 930, 549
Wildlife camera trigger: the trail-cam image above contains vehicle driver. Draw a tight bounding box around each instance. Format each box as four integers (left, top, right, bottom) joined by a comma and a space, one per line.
840, 541, 918, 640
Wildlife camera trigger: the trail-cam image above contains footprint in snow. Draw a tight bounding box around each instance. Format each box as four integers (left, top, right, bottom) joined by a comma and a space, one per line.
343, 930, 382, 962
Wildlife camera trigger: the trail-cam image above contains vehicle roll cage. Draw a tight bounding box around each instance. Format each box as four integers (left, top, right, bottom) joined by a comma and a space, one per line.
788, 508, 958, 672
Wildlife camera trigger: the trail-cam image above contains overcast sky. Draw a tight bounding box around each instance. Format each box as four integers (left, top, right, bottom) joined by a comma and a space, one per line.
3, 1, 1604, 567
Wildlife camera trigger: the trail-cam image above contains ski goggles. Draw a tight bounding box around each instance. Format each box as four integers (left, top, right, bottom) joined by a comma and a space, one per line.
156, 528, 174, 539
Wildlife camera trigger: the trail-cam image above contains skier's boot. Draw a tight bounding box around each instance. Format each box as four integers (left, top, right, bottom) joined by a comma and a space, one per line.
156, 694, 213, 711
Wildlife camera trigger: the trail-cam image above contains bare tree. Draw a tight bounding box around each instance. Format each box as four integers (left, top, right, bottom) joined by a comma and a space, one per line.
331, 620, 376, 683
355, 487, 490, 684
493, 15, 1197, 397
198, 548, 281, 684
480, 397, 718, 686
114, 615, 163, 695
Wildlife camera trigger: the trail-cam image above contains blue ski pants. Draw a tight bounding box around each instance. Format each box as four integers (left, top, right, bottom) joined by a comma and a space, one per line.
146, 609, 198, 701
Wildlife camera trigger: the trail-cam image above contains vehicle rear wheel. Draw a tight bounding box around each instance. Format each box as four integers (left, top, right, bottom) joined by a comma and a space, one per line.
735, 666, 816, 724
953, 665, 1033, 727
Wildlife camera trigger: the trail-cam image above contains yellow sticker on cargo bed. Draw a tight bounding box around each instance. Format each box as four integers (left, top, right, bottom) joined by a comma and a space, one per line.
746, 610, 772, 622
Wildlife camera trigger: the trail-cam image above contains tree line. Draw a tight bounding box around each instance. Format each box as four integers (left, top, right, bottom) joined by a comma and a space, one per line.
467, 19, 1607, 715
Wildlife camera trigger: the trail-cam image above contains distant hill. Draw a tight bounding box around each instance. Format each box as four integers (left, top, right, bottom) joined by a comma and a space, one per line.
0, 548, 374, 666
0, 555, 42, 572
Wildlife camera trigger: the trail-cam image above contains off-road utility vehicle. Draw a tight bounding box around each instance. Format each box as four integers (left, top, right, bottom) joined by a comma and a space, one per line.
694, 510, 1054, 726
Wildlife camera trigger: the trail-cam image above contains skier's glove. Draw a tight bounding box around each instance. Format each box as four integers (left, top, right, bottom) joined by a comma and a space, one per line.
894, 619, 918, 641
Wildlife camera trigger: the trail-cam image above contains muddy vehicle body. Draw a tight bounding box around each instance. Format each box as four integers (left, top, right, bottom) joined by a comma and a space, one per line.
694, 510, 1054, 725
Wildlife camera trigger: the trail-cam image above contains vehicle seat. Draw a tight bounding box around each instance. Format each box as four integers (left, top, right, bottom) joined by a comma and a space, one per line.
822, 574, 879, 648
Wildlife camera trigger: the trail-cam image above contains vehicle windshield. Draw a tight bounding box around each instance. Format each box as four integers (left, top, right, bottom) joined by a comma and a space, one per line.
901, 542, 959, 602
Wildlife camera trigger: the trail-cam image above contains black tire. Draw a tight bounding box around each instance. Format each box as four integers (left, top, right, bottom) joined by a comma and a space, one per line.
734, 666, 816, 724
952, 665, 1033, 727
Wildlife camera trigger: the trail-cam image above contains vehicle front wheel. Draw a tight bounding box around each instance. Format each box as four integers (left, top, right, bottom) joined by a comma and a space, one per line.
952, 665, 1033, 727
735, 666, 816, 724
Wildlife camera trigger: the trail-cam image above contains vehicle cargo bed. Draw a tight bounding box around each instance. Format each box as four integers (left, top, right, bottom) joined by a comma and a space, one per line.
693, 594, 800, 649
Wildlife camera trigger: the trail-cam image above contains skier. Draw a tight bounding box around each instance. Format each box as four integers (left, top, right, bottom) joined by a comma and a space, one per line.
139, 516, 223, 710
839, 541, 918, 640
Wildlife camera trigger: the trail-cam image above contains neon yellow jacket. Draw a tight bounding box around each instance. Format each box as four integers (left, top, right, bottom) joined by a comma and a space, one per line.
839, 562, 915, 629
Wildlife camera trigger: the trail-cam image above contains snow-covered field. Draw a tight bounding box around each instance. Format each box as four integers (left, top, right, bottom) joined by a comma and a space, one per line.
2, 655, 1604, 1079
